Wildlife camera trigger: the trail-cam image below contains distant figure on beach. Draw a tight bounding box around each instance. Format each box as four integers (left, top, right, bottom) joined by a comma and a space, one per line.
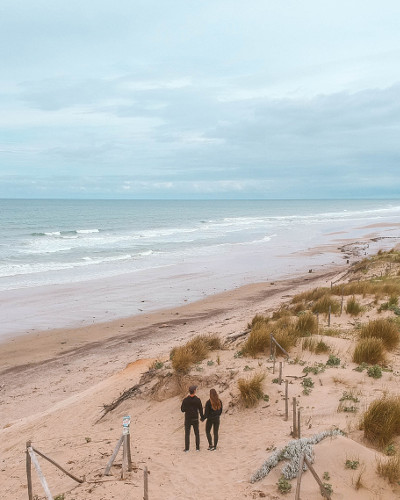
181, 385, 204, 451
202, 388, 223, 450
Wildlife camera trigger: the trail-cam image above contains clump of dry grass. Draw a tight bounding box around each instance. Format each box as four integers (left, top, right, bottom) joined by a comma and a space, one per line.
248, 314, 269, 330
242, 325, 270, 357
238, 372, 265, 408
311, 294, 340, 315
361, 396, 400, 446
170, 334, 222, 373
346, 296, 363, 316
302, 337, 330, 354
271, 307, 292, 320
295, 311, 318, 336
377, 453, 400, 483
360, 319, 400, 351
352, 337, 386, 365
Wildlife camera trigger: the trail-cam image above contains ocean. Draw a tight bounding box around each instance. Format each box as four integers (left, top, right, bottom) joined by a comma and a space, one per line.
1, 199, 400, 338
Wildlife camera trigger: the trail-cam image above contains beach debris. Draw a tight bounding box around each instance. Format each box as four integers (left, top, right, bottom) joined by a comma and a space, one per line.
250, 429, 344, 483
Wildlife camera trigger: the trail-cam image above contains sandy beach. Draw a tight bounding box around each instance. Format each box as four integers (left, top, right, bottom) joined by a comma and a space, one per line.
2, 235, 400, 499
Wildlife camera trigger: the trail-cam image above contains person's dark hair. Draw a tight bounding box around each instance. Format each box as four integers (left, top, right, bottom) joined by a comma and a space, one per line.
189, 385, 197, 394
210, 388, 221, 410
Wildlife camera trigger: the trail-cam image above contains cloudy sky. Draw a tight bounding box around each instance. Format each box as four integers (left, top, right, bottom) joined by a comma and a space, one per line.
1, 1, 400, 199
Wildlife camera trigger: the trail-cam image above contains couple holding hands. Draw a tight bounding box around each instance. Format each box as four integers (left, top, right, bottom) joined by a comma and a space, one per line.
181, 385, 223, 452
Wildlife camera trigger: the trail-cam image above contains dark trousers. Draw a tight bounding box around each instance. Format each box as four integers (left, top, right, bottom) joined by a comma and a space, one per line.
205, 418, 220, 448
184, 419, 200, 450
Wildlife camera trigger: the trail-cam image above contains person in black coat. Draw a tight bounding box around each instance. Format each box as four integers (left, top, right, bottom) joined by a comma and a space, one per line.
202, 388, 222, 450
181, 385, 204, 451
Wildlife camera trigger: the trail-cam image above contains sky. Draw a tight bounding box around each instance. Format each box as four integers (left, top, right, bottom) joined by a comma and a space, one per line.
1, 1, 400, 199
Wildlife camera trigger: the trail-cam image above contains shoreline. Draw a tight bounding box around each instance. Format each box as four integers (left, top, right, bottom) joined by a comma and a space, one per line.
2, 241, 400, 498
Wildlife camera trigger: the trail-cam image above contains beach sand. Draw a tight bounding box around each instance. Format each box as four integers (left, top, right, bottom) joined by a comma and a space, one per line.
1, 240, 400, 499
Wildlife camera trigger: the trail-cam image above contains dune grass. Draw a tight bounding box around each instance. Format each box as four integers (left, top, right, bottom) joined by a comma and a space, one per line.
352, 337, 386, 365
238, 372, 265, 408
360, 319, 400, 351
346, 296, 363, 316
242, 324, 270, 357
311, 294, 340, 315
302, 337, 330, 354
377, 454, 400, 484
295, 311, 318, 336
361, 396, 400, 446
170, 334, 222, 373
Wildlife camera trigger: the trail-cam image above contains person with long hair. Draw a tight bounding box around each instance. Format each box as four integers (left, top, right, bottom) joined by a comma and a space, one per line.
202, 388, 223, 450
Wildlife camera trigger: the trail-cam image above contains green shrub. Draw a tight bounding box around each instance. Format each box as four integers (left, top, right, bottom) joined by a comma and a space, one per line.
277, 476, 292, 494
345, 459, 359, 469
326, 354, 341, 366
367, 365, 382, 379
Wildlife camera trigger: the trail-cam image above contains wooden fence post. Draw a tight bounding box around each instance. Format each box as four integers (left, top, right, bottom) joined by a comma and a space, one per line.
26, 441, 33, 500
297, 408, 301, 439
278, 362, 282, 385
144, 466, 149, 500
104, 435, 124, 476
27, 446, 53, 500
292, 397, 297, 438
303, 456, 331, 498
32, 447, 83, 483
284, 380, 289, 421
328, 305, 331, 327
295, 453, 305, 500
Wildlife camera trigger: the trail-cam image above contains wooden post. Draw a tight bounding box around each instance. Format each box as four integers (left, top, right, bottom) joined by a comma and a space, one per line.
127, 434, 133, 472
295, 453, 305, 500
32, 447, 83, 483
297, 408, 301, 439
284, 380, 289, 421
272, 345, 276, 374
26, 441, 33, 500
144, 466, 149, 500
122, 434, 128, 480
104, 435, 124, 476
278, 362, 282, 385
303, 456, 331, 498
28, 446, 53, 500
328, 305, 331, 327
292, 397, 297, 438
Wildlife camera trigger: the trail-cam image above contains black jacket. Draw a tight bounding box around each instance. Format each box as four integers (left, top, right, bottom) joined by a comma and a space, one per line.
204, 399, 223, 420
181, 395, 204, 421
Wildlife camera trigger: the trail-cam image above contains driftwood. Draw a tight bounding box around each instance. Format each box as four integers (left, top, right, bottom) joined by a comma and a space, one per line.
97, 368, 157, 421
225, 329, 250, 342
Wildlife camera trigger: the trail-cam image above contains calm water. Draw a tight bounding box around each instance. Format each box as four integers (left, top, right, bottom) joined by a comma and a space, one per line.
1, 199, 400, 337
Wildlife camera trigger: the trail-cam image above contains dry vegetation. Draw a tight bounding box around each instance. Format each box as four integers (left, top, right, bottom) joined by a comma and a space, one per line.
361, 396, 400, 447
237, 372, 265, 408
170, 334, 222, 373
